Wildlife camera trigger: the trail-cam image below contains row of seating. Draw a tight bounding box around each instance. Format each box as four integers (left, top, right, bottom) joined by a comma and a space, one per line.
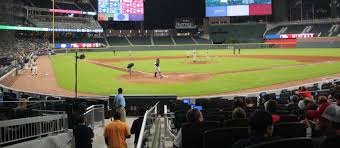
107, 36, 211, 46
181, 121, 309, 148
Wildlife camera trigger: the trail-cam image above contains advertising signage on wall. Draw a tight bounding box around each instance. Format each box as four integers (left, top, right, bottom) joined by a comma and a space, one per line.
265, 33, 315, 39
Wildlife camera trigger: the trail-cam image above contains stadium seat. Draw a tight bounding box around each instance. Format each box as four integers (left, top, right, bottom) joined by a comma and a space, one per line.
279, 115, 299, 123
320, 134, 340, 148
182, 121, 221, 148
203, 127, 248, 148
246, 137, 313, 148
204, 115, 225, 122
273, 122, 307, 138
224, 119, 248, 127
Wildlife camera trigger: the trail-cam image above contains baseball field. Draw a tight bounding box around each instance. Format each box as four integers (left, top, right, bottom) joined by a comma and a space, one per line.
49, 48, 340, 97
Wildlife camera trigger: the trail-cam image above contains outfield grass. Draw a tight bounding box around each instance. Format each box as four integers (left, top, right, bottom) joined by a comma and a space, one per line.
51, 48, 340, 96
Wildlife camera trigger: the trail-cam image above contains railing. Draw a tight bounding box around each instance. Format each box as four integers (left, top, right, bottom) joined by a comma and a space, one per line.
136, 101, 159, 148
83, 104, 105, 129
0, 112, 68, 146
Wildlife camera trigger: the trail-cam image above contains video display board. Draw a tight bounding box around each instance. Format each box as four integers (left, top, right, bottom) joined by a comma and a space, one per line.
206, 0, 272, 17
98, 0, 144, 21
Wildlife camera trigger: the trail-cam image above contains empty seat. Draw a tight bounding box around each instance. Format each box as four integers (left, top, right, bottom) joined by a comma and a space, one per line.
246, 137, 313, 148
273, 122, 307, 138
224, 118, 248, 127
182, 121, 221, 148
203, 127, 249, 148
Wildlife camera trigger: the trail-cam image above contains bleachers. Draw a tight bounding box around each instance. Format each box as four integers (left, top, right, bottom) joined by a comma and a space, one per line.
173, 36, 195, 44
128, 37, 151, 45
107, 37, 130, 46
55, 37, 106, 45
266, 23, 340, 37
208, 24, 266, 43
30, 0, 52, 8
194, 37, 211, 44
153, 36, 174, 45
77, 3, 94, 12
170, 80, 340, 148
29, 15, 102, 30
56, 2, 80, 10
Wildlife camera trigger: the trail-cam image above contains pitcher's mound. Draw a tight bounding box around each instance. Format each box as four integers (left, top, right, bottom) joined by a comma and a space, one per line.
119, 72, 212, 84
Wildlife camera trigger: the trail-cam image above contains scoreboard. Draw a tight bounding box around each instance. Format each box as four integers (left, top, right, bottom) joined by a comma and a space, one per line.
98, 0, 144, 21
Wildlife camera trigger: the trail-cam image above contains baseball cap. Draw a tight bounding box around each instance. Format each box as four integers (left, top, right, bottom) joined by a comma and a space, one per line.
321, 104, 340, 123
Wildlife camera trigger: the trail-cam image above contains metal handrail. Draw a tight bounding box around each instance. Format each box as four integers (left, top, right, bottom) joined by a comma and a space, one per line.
136, 101, 160, 148
83, 104, 105, 129
0, 113, 68, 145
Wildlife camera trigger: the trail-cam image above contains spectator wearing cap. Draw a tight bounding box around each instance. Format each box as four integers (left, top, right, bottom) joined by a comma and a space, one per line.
232, 110, 274, 148
74, 115, 94, 148
307, 104, 340, 147
265, 100, 280, 123
173, 108, 204, 148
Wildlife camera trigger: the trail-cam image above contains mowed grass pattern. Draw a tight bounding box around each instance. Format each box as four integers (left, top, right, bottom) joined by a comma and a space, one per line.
51, 48, 340, 96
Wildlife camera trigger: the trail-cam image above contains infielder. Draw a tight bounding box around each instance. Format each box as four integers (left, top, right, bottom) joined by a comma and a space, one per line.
31, 59, 38, 76
154, 58, 163, 78
193, 49, 197, 62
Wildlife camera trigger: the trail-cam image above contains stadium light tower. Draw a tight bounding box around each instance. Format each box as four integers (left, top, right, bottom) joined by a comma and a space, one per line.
75, 51, 85, 99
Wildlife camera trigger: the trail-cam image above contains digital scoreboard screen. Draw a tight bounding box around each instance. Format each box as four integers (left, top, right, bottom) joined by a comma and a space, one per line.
206, 0, 272, 17
98, 0, 144, 21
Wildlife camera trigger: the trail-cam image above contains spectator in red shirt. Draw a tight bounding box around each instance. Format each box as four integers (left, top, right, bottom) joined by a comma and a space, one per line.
306, 96, 330, 119
295, 86, 314, 99
265, 100, 280, 123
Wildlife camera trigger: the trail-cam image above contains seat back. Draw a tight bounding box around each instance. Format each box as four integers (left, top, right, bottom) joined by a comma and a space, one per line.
204, 115, 225, 122
182, 121, 221, 148
224, 118, 248, 127
203, 127, 249, 148
246, 137, 313, 148
321, 134, 340, 148
279, 115, 299, 123
273, 122, 307, 138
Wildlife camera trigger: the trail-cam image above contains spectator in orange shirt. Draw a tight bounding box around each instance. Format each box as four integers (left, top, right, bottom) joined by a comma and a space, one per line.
104, 110, 131, 148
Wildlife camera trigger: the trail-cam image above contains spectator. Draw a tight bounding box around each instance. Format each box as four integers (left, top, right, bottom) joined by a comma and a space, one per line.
232, 110, 274, 148
114, 88, 126, 122
232, 107, 247, 119
295, 86, 314, 100
307, 104, 340, 147
173, 108, 204, 148
233, 98, 246, 109
74, 115, 94, 148
334, 93, 340, 106
306, 96, 330, 120
131, 108, 146, 147
265, 100, 280, 123
298, 98, 317, 110
104, 110, 131, 148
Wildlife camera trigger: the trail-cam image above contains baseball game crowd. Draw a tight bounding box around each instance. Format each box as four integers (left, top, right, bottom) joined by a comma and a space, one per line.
0, 36, 50, 77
